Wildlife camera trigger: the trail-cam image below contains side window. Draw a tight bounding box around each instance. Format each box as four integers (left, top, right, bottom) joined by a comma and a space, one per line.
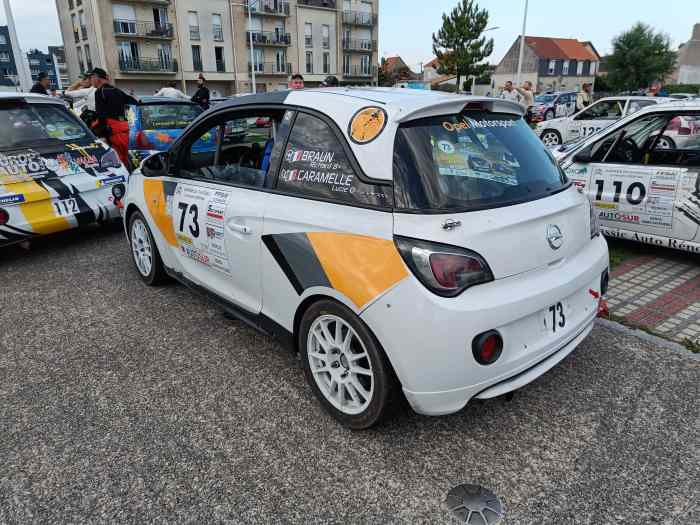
648, 114, 700, 167
627, 100, 658, 116
276, 112, 392, 207
576, 100, 623, 121
589, 114, 670, 164
179, 110, 287, 188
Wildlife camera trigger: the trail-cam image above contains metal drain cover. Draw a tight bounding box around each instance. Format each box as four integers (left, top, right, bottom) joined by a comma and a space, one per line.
446, 484, 504, 524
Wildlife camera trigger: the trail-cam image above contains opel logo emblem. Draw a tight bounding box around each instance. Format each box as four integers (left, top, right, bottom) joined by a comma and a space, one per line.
546, 224, 564, 250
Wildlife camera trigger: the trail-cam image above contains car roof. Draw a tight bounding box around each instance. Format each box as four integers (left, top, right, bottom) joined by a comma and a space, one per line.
0, 92, 67, 105
137, 96, 198, 106
205, 87, 525, 182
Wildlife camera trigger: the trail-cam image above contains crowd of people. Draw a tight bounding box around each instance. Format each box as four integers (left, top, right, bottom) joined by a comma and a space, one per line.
497, 80, 595, 122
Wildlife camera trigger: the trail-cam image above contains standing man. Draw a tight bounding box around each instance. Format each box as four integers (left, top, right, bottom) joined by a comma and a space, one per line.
65, 73, 97, 116
289, 74, 305, 90
155, 81, 188, 99
515, 80, 535, 122
30, 72, 50, 95
576, 82, 593, 112
90, 68, 137, 167
500, 81, 521, 103
191, 74, 210, 110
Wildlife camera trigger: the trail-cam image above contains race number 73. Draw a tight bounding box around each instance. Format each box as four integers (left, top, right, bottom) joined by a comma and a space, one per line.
594, 179, 646, 205
178, 201, 200, 238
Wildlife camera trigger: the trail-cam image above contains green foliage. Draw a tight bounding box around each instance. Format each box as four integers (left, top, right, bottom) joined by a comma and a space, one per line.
607, 23, 677, 92
593, 74, 613, 92
665, 84, 700, 95
432, 0, 494, 93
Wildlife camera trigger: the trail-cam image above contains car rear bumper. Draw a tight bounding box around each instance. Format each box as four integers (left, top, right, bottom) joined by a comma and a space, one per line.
360, 235, 608, 416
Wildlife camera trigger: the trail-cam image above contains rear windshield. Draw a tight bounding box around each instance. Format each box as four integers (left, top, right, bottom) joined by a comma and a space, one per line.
0, 102, 88, 149
393, 111, 569, 212
140, 104, 202, 130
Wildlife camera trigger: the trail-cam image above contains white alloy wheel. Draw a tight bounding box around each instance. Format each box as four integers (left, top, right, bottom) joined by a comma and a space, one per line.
307, 314, 374, 416
655, 136, 674, 150
541, 130, 562, 146
131, 217, 153, 277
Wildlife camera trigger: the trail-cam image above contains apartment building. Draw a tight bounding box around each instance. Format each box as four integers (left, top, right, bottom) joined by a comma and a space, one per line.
49, 46, 70, 88
55, 0, 378, 95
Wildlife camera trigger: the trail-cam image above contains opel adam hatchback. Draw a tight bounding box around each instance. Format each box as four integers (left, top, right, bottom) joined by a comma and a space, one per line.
123, 88, 609, 429
0, 93, 128, 247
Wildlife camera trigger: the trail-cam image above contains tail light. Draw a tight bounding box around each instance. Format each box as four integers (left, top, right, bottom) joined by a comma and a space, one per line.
395, 236, 494, 297
135, 130, 154, 149
472, 330, 503, 365
0, 208, 8, 226
100, 148, 122, 169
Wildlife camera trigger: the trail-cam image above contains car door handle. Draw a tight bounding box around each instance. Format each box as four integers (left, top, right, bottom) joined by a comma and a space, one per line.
227, 221, 252, 235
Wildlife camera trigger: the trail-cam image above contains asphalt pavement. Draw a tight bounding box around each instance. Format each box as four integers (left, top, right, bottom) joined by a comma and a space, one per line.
1, 227, 698, 524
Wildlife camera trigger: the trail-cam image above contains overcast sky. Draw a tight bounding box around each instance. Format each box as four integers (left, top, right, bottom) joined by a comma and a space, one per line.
2, 0, 697, 70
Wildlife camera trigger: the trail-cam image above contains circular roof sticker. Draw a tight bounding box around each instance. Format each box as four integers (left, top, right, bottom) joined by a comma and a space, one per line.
348, 106, 387, 145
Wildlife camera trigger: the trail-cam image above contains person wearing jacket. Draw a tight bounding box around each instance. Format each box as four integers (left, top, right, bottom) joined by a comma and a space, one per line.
155, 81, 189, 100
30, 72, 50, 95
90, 68, 137, 166
65, 73, 97, 114
191, 74, 210, 110
576, 83, 593, 112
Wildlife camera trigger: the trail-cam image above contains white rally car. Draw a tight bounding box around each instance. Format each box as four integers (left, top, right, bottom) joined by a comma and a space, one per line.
123, 88, 609, 429
559, 99, 700, 253
536, 96, 670, 146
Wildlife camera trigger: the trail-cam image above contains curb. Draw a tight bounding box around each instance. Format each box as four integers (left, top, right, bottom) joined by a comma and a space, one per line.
596, 318, 700, 360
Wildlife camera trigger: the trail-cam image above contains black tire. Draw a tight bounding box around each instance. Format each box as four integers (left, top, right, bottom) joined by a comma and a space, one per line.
544, 109, 555, 121
540, 129, 562, 146
128, 210, 169, 286
655, 135, 676, 150
299, 299, 398, 430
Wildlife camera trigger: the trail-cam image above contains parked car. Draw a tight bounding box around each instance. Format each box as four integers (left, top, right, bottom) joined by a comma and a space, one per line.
123, 89, 609, 429
668, 93, 699, 100
126, 97, 215, 170
558, 99, 700, 253
531, 91, 577, 122
255, 116, 272, 128
535, 96, 670, 146
0, 93, 129, 247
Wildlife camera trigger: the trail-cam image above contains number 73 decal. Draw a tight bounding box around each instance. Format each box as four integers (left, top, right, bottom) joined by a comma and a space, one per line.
178, 201, 200, 238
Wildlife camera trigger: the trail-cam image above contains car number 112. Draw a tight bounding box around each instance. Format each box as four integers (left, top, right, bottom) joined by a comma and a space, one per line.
53, 198, 79, 217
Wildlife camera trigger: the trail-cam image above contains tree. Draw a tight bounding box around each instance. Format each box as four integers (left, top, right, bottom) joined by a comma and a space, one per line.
432, 0, 494, 93
607, 23, 677, 92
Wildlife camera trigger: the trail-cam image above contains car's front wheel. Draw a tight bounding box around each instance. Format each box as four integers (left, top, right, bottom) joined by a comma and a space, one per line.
129, 210, 168, 286
540, 129, 562, 146
299, 299, 397, 429
544, 109, 555, 121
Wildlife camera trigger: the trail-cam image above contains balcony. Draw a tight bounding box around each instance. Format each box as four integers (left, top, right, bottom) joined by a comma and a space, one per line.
113, 20, 174, 39
297, 0, 336, 9
216, 60, 226, 73
343, 64, 376, 78
244, 0, 290, 17
213, 25, 224, 42
342, 10, 377, 26
81, 26, 88, 40
342, 38, 375, 52
189, 25, 200, 40
249, 61, 291, 76
246, 31, 291, 47
119, 57, 178, 74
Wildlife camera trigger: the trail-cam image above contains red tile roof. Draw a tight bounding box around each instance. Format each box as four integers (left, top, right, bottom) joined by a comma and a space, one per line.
525, 37, 599, 61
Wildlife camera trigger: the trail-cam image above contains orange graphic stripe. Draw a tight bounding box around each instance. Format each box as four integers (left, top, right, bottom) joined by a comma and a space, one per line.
143, 179, 177, 246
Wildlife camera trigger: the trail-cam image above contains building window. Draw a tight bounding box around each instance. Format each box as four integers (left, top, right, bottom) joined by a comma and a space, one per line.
590, 61, 597, 75
215, 46, 225, 72
0, 52, 10, 62
192, 45, 202, 71
576, 60, 583, 76
77, 46, 84, 73
68, 0, 74, 9
213, 14, 223, 42
343, 54, 350, 75
304, 23, 312, 48
71, 14, 79, 42
189, 11, 200, 40
0, 35, 6, 45
84, 44, 92, 71
562, 60, 569, 75
361, 55, 370, 75
275, 50, 286, 74
305, 51, 313, 74
548, 59, 556, 75
323, 52, 330, 74
322, 24, 330, 49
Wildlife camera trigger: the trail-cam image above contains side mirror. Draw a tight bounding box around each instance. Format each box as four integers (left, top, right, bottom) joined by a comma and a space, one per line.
572, 147, 593, 164
141, 151, 169, 177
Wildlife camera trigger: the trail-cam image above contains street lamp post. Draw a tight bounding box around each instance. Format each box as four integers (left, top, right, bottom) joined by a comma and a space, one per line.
231, 0, 259, 94
515, 0, 529, 85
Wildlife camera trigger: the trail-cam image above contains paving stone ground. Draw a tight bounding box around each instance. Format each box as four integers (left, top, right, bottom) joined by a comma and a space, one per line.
608, 251, 700, 344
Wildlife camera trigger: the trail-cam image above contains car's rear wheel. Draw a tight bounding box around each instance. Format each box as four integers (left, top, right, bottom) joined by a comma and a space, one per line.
540, 129, 562, 146
299, 300, 397, 429
655, 135, 676, 150
129, 210, 168, 286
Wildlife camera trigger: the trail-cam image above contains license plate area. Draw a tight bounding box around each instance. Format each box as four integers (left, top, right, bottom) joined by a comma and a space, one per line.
53, 198, 78, 217
543, 301, 569, 334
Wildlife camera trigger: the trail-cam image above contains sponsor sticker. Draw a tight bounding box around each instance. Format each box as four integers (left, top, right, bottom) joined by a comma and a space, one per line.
0, 193, 25, 205
348, 106, 387, 144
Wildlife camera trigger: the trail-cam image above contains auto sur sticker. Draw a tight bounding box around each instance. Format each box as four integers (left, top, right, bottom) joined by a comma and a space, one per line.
349, 106, 387, 144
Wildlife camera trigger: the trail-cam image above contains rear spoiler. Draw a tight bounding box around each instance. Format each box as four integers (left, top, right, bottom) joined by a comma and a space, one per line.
394, 97, 525, 123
